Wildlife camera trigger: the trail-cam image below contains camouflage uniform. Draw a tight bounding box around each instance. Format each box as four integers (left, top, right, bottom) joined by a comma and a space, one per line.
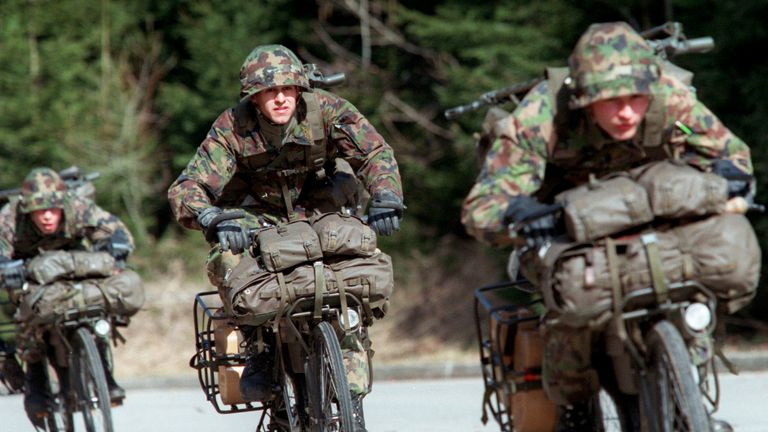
0, 168, 142, 363
461, 23, 753, 405
168, 45, 403, 398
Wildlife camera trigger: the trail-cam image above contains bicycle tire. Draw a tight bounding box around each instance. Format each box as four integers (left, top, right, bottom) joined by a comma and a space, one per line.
307, 321, 354, 431
643, 320, 709, 432
72, 327, 113, 432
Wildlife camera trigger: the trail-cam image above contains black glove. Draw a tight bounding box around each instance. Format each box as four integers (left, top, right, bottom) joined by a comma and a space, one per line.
216, 220, 250, 254
95, 229, 133, 266
367, 190, 404, 236
711, 159, 755, 202
197, 206, 223, 231
197, 207, 250, 254
503, 195, 560, 250
0, 257, 25, 289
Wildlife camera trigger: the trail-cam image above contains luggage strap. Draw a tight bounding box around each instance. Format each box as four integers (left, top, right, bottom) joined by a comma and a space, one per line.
641, 233, 669, 304
313, 261, 325, 320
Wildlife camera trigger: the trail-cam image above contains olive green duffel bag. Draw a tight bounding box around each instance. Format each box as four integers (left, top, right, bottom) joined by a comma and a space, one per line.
18, 270, 144, 324
26, 251, 116, 285
555, 175, 654, 243
224, 252, 394, 326
255, 220, 323, 272
311, 212, 377, 257
540, 213, 760, 327
632, 160, 728, 219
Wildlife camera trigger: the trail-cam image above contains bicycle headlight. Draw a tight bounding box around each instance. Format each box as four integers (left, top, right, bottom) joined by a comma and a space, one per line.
346, 309, 360, 330
94, 319, 111, 337
684, 303, 711, 332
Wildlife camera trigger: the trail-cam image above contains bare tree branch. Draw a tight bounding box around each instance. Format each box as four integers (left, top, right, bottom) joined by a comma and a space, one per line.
383, 91, 454, 140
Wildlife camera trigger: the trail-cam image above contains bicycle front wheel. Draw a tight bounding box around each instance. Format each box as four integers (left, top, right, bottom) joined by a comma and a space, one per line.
72, 327, 113, 432
307, 321, 354, 431
644, 320, 709, 432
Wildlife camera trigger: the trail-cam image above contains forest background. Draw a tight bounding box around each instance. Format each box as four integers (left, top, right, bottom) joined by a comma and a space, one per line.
2, 0, 767, 375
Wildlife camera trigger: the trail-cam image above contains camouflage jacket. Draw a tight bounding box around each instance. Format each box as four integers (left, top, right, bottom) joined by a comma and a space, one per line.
0, 195, 135, 260
462, 72, 753, 247
168, 89, 403, 230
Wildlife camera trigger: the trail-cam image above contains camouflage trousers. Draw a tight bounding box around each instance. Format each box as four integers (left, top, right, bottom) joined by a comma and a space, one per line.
541, 323, 600, 406
207, 248, 372, 397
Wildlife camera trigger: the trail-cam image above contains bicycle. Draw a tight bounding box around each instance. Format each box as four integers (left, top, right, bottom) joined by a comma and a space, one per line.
191, 210, 379, 431
475, 277, 721, 432
27, 304, 125, 432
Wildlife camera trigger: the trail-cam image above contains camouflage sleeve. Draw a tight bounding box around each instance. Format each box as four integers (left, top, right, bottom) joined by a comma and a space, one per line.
662, 75, 752, 174
167, 109, 239, 230
317, 90, 403, 201
0, 203, 18, 258
461, 82, 554, 247
72, 198, 135, 250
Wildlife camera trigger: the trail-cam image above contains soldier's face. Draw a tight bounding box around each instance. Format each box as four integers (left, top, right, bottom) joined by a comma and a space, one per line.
30, 208, 63, 235
588, 95, 650, 141
252, 85, 299, 125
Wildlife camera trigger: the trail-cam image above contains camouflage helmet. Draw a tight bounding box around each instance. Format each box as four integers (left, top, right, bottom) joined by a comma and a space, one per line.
568, 22, 660, 109
20, 168, 67, 214
239, 44, 311, 100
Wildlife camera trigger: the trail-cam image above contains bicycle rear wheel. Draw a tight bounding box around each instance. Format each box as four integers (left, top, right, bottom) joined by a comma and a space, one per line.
307, 321, 354, 431
644, 320, 709, 432
72, 327, 113, 432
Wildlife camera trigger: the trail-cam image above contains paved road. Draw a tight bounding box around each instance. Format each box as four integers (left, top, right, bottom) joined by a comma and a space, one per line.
2, 372, 767, 431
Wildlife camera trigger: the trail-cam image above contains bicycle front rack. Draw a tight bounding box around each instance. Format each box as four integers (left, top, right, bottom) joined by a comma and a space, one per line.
191, 291, 264, 415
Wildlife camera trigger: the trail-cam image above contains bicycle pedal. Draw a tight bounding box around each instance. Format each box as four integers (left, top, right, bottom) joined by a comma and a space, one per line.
111, 397, 125, 407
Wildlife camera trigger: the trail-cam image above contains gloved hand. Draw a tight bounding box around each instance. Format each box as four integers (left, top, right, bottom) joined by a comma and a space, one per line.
367, 190, 404, 236
711, 159, 755, 201
197, 206, 250, 254
197, 206, 224, 231
0, 257, 26, 289
95, 229, 133, 267
503, 195, 560, 250
216, 220, 250, 254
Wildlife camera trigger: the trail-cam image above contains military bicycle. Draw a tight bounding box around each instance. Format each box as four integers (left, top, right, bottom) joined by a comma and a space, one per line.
28, 304, 125, 432
192, 210, 381, 431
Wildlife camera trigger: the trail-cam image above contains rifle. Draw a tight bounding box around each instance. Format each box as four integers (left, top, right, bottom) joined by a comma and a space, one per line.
304, 63, 346, 89
443, 21, 714, 120
0, 166, 100, 205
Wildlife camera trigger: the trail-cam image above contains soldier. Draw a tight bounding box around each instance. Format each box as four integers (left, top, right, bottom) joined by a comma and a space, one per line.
462, 22, 751, 431
0, 167, 144, 422
168, 44, 404, 431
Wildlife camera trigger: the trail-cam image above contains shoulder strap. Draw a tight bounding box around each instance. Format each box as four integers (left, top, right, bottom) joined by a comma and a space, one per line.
302, 92, 328, 180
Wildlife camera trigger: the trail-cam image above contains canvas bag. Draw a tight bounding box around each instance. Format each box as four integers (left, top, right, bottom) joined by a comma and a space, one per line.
19, 270, 144, 324
540, 213, 760, 326
311, 212, 377, 257
555, 174, 654, 243
26, 251, 116, 285
632, 160, 728, 219
255, 220, 323, 272
225, 252, 394, 326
